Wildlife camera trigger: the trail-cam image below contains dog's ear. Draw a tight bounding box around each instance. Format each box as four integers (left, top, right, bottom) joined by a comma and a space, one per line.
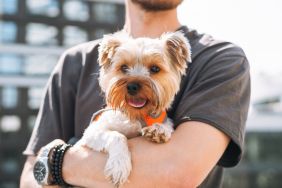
98, 34, 121, 69
162, 31, 191, 75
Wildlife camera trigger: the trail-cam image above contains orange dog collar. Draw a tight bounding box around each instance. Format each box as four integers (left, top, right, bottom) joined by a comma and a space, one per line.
143, 111, 167, 126
91, 109, 167, 127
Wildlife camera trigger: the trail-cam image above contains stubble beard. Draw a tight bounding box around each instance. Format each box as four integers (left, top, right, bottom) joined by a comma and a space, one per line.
131, 0, 183, 11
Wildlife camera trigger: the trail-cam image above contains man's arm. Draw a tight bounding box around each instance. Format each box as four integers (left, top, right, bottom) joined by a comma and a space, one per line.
20, 156, 41, 188
21, 140, 64, 188
20, 121, 229, 188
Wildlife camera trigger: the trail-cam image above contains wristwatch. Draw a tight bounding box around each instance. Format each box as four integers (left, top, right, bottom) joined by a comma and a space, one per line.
33, 146, 53, 185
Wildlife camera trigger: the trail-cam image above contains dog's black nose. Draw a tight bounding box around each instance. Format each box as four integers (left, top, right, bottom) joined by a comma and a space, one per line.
127, 82, 141, 95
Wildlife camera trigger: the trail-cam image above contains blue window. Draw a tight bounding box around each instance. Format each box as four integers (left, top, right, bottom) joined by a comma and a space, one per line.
1, 87, 18, 109
28, 115, 37, 131
93, 3, 118, 24
0, 21, 17, 43
93, 28, 111, 39
26, 0, 59, 17
63, 26, 88, 46
0, 0, 18, 14
0, 54, 22, 75
63, 0, 90, 21
24, 54, 58, 75
26, 23, 58, 46
28, 86, 45, 109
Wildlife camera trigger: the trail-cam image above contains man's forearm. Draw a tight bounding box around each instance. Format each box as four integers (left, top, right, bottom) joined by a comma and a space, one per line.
62, 121, 230, 188
20, 156, 41, 188
63, 138, 172, 188
62, 145, 112, 187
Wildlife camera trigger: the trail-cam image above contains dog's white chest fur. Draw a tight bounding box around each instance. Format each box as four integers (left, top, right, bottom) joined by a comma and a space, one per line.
88, 110, 142, 139
78, 109, 174, 187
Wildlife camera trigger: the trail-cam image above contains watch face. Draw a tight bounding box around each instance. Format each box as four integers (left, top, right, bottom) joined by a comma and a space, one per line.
33, 161, 47, 183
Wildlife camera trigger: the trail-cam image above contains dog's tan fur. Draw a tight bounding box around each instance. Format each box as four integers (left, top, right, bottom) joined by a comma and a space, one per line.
99, 31, 190, 121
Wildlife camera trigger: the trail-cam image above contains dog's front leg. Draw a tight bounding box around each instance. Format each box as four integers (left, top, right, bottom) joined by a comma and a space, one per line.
80, 128, 131, 187
104, 131, 132, 187
141, 120, 174, 143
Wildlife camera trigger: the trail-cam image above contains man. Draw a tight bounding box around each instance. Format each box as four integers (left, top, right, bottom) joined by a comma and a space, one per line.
20, 0, 250, 187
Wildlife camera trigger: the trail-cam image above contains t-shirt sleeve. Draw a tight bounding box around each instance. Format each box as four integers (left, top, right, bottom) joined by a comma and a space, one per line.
172, 46, 251, 167
23, 48, 82, 156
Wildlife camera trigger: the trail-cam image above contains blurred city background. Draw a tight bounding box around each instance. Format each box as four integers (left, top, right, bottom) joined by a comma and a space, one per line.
0, 0, 281, 187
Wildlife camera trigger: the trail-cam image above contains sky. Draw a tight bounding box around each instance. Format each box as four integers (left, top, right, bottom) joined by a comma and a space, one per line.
178, 0, 282, 101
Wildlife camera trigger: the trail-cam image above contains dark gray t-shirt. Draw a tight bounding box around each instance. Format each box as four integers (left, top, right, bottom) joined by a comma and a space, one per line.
23, 26, 250, 187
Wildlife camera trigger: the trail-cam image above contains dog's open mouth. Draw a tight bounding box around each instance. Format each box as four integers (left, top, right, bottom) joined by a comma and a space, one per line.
127, 98, 147, 108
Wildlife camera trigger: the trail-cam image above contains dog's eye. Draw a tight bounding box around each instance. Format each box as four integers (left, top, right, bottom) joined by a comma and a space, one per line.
121, 64, 129, 73
150, 65, 160, 74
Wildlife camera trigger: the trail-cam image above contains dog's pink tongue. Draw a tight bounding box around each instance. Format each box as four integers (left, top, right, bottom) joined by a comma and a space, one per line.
128, 98, 147, 108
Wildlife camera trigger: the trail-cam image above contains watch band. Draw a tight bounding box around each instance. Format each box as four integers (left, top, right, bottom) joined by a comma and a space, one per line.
33, 146, 53, 185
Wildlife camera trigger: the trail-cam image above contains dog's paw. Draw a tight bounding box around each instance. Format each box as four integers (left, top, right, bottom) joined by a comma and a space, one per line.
141, 123, 173, 143
104, 151, 132, 188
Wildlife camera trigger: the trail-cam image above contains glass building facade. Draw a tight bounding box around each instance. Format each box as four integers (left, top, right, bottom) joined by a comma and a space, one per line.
0, 0, 124, 187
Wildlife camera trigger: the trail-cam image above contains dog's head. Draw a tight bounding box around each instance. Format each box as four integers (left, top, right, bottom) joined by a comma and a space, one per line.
98, 31, 191, 120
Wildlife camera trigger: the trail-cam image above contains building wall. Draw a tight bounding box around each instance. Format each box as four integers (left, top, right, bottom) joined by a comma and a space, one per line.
223, 131, 282, 188
0, 0, 124, 187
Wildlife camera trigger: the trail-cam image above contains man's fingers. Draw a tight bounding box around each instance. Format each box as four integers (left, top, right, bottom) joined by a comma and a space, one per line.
45, 139, 65, 148
37, 139, 65, 156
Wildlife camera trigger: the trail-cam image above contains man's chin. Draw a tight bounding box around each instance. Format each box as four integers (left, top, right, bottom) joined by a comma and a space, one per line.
131, 0, 183, 11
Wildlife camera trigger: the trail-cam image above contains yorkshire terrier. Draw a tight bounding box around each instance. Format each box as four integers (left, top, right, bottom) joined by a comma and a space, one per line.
78, 31, 191, 187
